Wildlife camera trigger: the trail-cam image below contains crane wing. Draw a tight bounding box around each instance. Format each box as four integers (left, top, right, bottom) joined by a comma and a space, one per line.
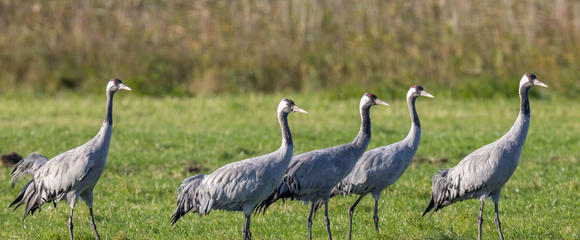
197, 155, 278, 213
11, 153, 49, 188
284, 144, 362, 199
446, 145, 501, 200
33, 146, 97, 202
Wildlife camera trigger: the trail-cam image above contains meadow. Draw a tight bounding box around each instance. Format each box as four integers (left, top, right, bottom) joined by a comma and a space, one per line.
0, 91, 578, 239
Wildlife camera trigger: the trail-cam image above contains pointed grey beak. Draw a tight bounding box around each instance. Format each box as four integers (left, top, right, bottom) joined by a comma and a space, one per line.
119, 83, 132, 91
375, 98, 390, 106
420, 90, 434, 98
533, 79, 548, 88
292, 105, 308, 114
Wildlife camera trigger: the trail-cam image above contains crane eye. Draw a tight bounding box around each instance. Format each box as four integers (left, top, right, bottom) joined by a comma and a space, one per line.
525, 73, 536, 80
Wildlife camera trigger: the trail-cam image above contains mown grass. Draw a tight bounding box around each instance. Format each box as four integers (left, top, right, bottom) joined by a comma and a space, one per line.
0, 91, 578, 239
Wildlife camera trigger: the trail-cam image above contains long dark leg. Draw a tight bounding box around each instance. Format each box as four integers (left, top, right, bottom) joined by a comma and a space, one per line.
307, 202, 315, 240
67, 196, 78, 240
243, 213, 251, 240
348, 195, 365, 240
68, 207, 75, 240
373, 197, 380, 233
324, 200, 333, 240
478, 199, 485, 240
89, 208, 101, 240
494, 201, 504, 240
80, 191, 100, 240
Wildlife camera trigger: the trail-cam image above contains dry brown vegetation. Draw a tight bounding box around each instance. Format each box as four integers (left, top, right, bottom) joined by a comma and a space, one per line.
1, 0, 579, 96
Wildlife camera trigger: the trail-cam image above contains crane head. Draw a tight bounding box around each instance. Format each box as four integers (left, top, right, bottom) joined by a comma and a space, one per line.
361, 92, 389, 108
408, 85, 434, 98
520, 73, 548, 89
279, 99, 308, 114
107, 78, 132, 92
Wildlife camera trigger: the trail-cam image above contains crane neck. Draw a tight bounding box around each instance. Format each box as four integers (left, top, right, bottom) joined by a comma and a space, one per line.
519, 85, 531, 116
104, 90, 115, 126
353, 104, 371, 148
92, 89, 115, 151
404, 96, 421, 149
278, 111, 292, 147
505, 86, 532, 146
408, 96, 420, 128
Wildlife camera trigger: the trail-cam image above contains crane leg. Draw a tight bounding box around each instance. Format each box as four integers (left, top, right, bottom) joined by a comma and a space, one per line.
68, 207, 75, 240
89, 208, 101, 240
494, 202, 504, 240
307, 203, 315, 240
67, 197, 78, 240
243, 213, 252, 240
81, 190, 100, 240
478, 198, 485, 240
324, 200, 333, 240
347, 195, 364, 240
373, 197, 380, 233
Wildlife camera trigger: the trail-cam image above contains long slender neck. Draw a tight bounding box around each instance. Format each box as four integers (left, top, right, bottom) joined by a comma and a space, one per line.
94, 90, 115, 147
519, 85, 530, 115
408, 96, 420, 128
278, 111, 292, 147
104, 90, 115, 125
506, 86, 531, 145
404, 96, 421, 148
353, 104, 371, 148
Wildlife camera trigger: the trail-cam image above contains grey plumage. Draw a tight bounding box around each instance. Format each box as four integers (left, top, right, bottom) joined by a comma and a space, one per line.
170, 99, 306, 240
330, 85, 433, 240
256, 93, 389, 240
10, 78, 131, 240
11, 152, 49, 189
423, 73, 548, 240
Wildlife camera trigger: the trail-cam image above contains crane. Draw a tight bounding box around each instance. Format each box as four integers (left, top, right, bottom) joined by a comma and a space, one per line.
10, 78, 131, 240
423, 73, 547, 240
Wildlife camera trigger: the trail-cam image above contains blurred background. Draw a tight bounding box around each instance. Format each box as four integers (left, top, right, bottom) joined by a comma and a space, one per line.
1, 0, 579, 98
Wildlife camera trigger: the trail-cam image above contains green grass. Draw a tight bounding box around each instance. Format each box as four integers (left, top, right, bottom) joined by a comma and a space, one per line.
0, 92, 578, 239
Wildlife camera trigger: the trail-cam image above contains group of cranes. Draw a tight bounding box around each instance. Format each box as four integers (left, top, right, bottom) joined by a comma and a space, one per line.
8, 73, 547, 240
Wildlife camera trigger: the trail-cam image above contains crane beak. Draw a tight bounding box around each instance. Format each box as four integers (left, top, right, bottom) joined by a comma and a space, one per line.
375, 98, 390, 106
533, 79, 548, 88
119, 83, 132, 91
292, 105, 308, 114
420, 90, 434, 98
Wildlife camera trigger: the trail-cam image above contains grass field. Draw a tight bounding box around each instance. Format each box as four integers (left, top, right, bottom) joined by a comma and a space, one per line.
0, 92, 578, 239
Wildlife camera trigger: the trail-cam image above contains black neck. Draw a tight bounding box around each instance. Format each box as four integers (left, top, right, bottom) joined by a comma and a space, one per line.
104, 91, 114, 125
278, 111, 292, 146
408, 96, 420, 127
519, 86, 530, 115
353, 104, 371, 147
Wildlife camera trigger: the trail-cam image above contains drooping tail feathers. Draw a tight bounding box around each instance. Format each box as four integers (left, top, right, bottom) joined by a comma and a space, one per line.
422, 194, 436, 217
312, 182, 345, 214
9, 153, 50, 221
255, 174, 300, 215
10, 180, 52, 221
329, 180, 347, 198
11, 153, 49, 188
170, 174, 206, 225
422, 169, 452, 217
